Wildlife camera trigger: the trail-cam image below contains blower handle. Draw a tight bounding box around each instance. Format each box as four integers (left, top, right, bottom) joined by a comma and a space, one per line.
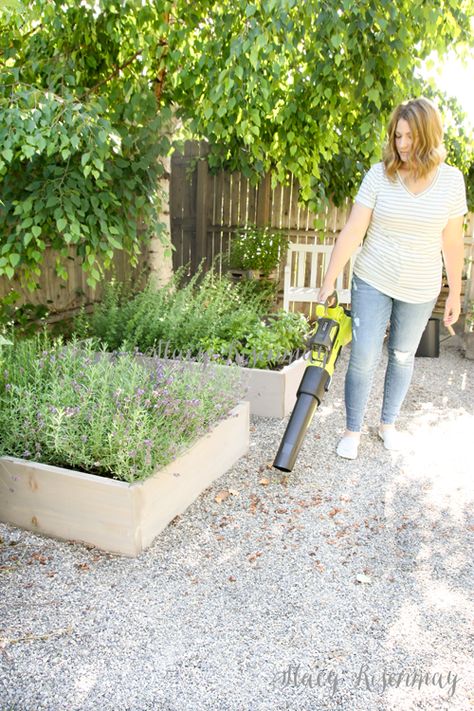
317, 290, 339, 311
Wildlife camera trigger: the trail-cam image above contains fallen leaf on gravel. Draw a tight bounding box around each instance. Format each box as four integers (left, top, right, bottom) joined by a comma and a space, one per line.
249, 494, 259, 514
355, 573, 372, 584
215, 490, 231, 503
259, 477, 270, 486
29, 552, 48, 565
75, 563, 90, 571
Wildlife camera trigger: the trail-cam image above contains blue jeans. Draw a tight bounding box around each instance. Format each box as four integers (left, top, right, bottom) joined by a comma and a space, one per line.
345, 274, 437, 431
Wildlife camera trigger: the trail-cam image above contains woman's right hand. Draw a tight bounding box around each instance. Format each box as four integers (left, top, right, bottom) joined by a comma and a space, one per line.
316, 284, 337, 305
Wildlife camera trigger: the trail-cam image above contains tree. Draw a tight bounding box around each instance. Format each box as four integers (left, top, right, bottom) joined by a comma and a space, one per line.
171, 1, 474, 211
0, 0, 174, 289
1, 0, 473, 289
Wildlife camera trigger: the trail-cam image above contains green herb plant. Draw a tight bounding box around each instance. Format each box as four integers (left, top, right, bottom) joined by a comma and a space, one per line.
74, 266, 310, 369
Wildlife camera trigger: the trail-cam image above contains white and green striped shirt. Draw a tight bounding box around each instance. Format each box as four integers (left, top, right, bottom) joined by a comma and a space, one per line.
353, 161, 468, 303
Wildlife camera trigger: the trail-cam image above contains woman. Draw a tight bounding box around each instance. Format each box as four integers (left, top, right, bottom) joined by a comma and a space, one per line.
317, 97, 468, 459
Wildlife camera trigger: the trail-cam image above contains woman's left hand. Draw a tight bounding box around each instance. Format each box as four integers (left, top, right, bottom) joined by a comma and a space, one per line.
443, 292, 461, 327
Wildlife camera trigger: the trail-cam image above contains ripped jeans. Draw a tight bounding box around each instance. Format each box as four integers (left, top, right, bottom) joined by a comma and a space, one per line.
345, 274, 438, 431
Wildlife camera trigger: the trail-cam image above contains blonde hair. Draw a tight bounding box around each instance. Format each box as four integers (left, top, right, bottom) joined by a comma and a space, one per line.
383, 97, 446, 180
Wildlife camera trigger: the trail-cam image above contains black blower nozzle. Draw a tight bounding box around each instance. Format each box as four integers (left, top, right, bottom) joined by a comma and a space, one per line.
273, 366, 330, 472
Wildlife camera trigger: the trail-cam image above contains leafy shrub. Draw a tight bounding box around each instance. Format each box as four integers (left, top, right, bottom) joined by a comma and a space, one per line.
0, 333, 243, 483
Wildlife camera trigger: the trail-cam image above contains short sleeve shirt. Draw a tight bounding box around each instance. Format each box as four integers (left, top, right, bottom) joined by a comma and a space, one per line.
353, 161, 468, 303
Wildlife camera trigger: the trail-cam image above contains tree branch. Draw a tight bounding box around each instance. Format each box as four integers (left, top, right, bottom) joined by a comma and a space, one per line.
81, 49, 143, 98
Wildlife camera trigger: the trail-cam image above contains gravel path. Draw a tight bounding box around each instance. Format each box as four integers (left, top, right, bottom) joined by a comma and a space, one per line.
1, 332, 473, 711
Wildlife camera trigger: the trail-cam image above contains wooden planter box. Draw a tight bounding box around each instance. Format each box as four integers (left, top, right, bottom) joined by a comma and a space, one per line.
227, 268, 277, 283
241, 357, 307, 418
0, 402, 249, 557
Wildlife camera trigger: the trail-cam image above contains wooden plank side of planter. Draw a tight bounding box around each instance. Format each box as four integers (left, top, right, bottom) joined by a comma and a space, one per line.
0, 402, 250, 557
0, 460, 138, 553
244, 357, 307, 418
133, 402, 250, 551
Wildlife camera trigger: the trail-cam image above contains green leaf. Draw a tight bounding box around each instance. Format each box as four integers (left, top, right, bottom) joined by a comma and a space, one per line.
22, 145, 35, 159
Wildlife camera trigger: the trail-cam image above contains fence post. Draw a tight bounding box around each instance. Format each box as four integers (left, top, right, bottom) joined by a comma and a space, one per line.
256, 173, 272, 226
195, 156, 209, 272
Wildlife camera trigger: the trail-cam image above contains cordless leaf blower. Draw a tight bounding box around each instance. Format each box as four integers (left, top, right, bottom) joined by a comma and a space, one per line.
273, 292, 352, 472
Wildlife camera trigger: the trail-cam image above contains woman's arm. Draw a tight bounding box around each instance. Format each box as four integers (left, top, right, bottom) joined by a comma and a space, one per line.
317, 202, 373, 302
441, 215, 465, 327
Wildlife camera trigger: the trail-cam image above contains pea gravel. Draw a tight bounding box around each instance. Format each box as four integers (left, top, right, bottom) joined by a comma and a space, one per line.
1, 329, 473, 711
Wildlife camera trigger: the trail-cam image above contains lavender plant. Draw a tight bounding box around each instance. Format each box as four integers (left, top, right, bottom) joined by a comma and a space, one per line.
0, 333, 243, 483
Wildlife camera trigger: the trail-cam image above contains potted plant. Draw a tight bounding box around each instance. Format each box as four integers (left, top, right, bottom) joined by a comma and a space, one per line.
227, 224, 289, 282
0, 334, 249, 555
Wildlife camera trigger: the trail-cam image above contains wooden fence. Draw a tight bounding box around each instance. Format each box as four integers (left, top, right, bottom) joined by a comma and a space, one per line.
170, 141, 351, 278
1, 138, 473, 322
170, 140, 474, 315
0, 246, 150, 325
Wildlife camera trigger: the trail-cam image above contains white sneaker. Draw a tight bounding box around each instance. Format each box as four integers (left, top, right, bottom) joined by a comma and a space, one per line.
377, 426, 404, 451
336, 435, 360, 460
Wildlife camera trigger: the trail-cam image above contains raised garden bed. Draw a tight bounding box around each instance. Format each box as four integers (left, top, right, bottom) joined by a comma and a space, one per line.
0, 402, 249, 557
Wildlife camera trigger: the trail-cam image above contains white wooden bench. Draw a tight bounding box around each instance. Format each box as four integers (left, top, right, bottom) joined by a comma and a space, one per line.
283, 242, 361, 310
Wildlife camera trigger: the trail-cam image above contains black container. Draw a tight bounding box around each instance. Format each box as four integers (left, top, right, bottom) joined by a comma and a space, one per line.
415, 317, 440, 358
